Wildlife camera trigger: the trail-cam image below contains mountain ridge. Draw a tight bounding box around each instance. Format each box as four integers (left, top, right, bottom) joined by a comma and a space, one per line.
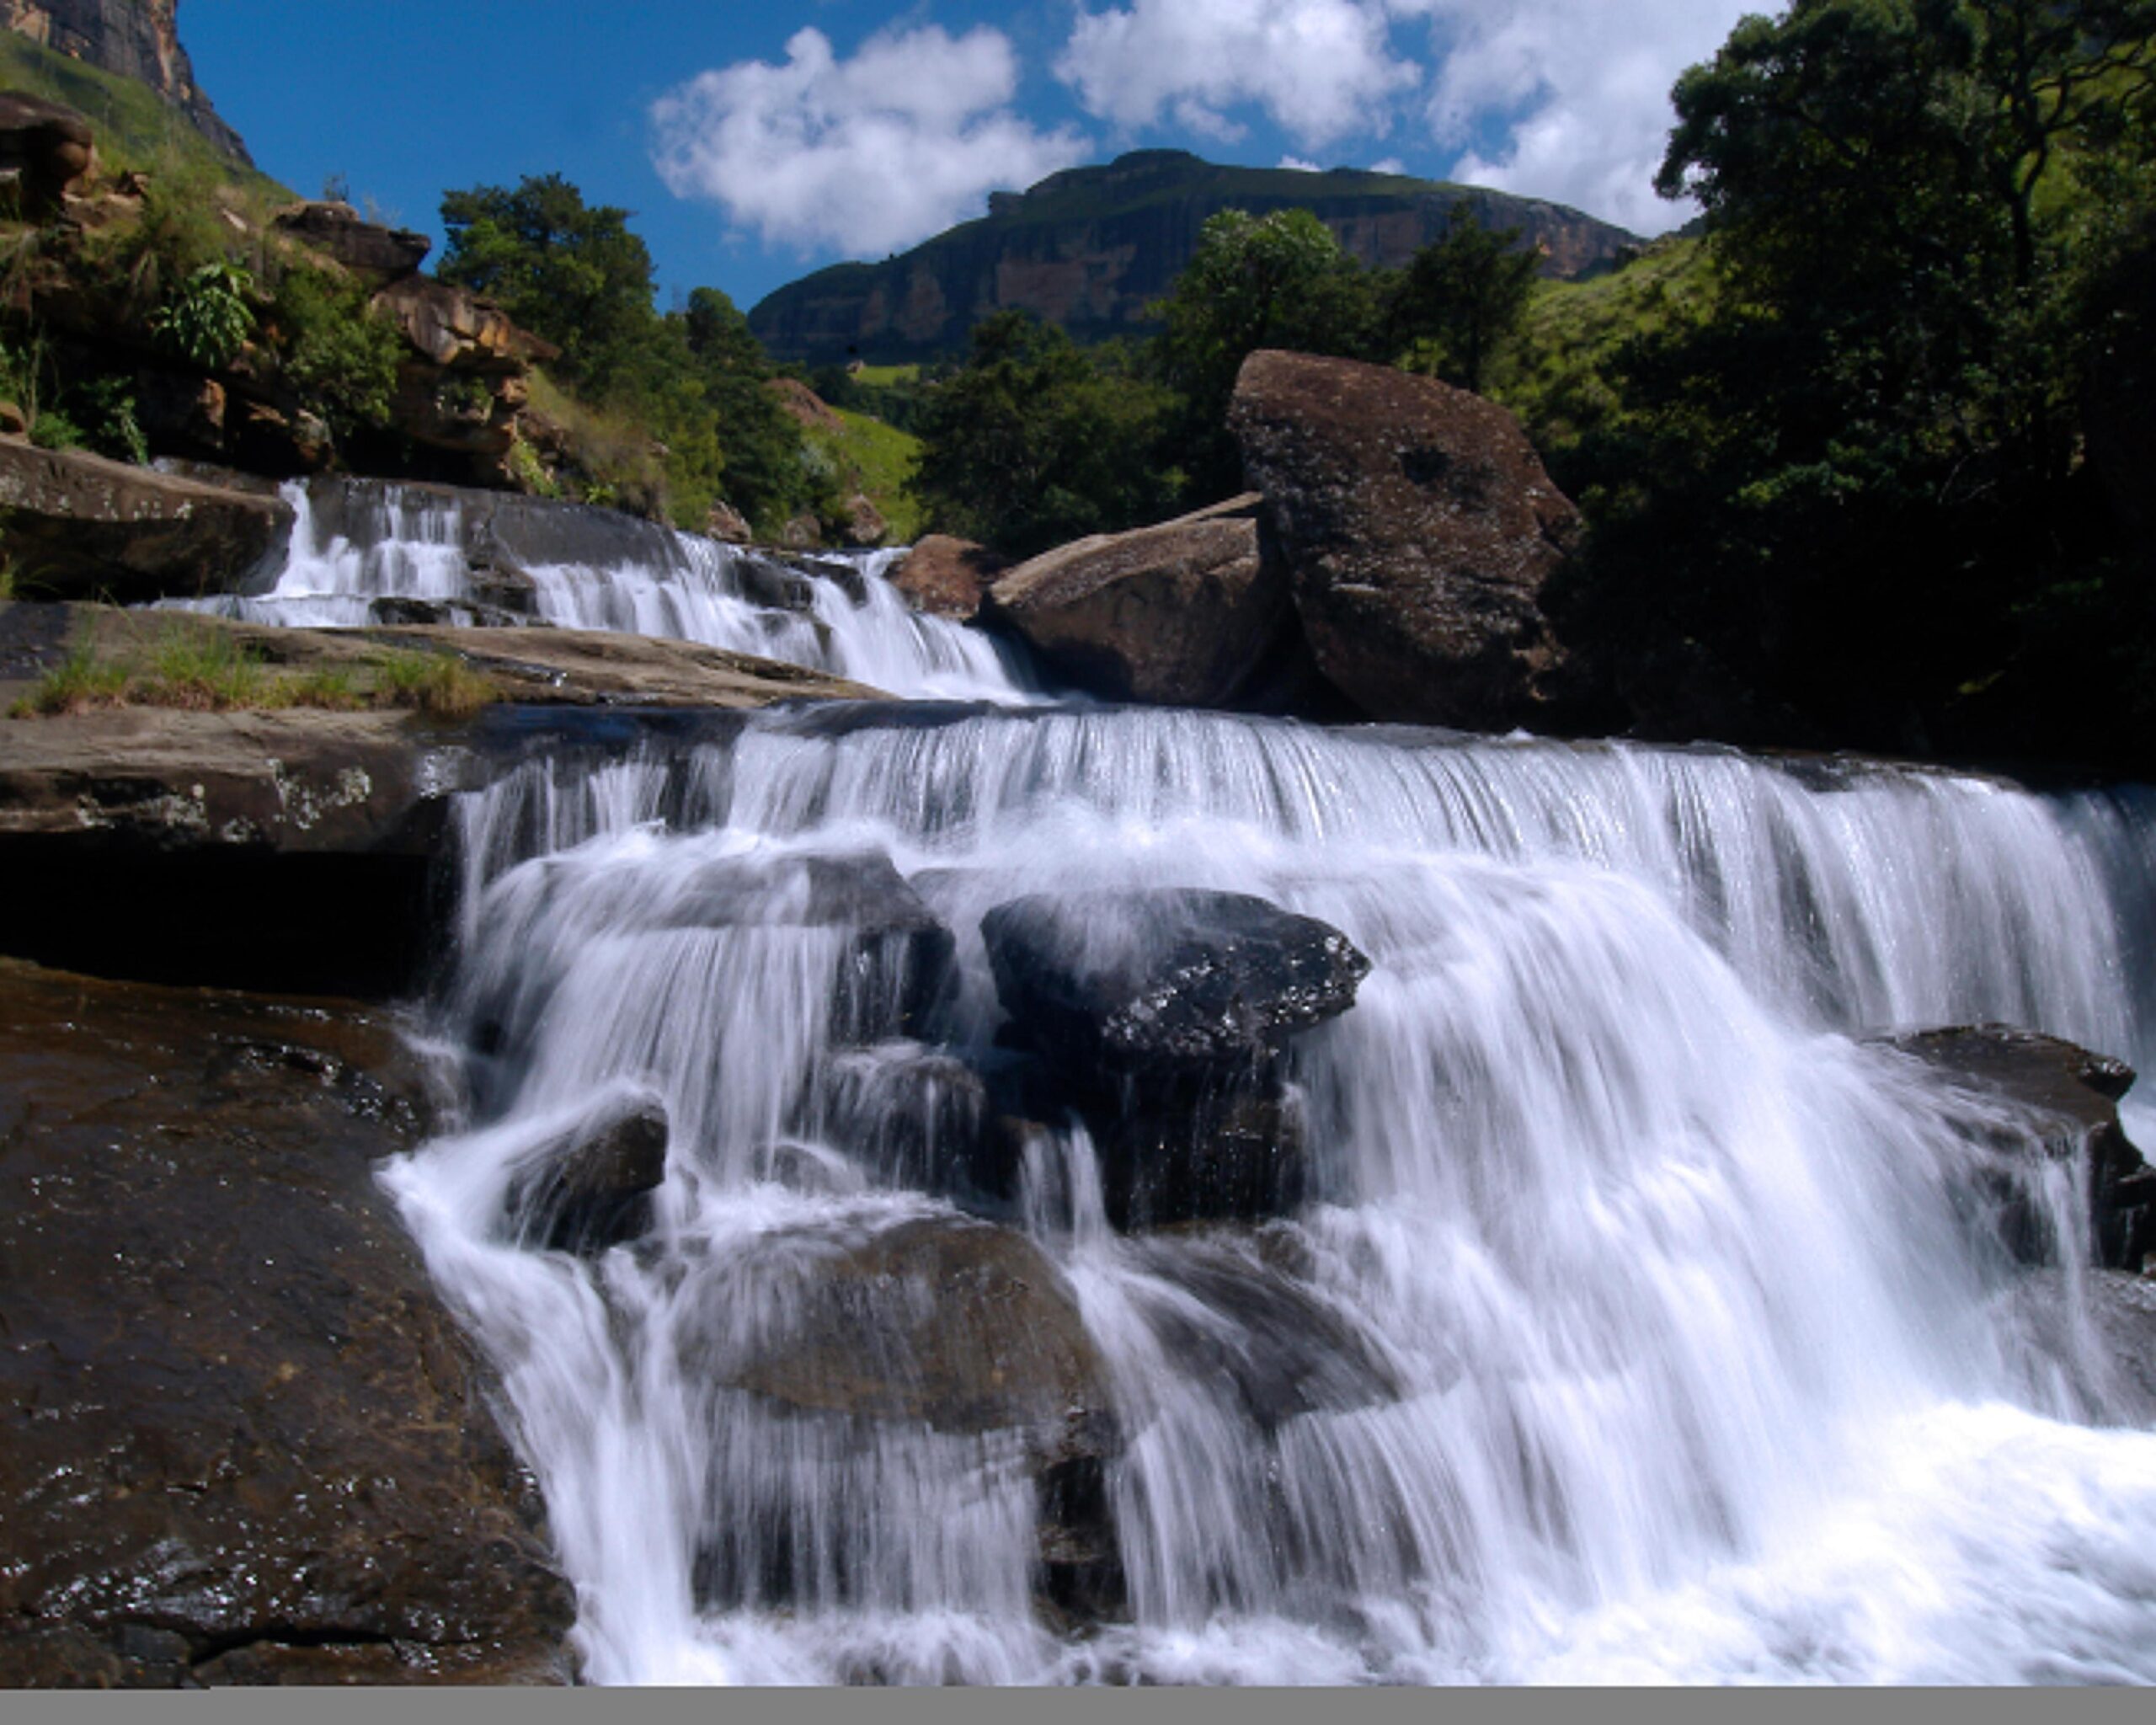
749, 149, 1641, 365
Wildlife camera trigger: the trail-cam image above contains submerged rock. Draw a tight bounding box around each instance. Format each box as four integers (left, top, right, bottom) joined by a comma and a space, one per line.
504, 1092, 670, 1256
1877, 1024, 2155, 1270
1229, 349, 1577, 729
0, 959, 574, 1685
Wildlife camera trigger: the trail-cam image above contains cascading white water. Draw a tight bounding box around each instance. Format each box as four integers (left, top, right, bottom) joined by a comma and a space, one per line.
381, 705, 2156, 1685
165, 478, 1036, 702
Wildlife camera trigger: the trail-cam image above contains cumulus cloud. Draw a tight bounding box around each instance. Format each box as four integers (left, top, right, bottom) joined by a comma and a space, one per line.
1057, 1, 1421, 147
1279, 155, 1322, 172
1408, 1, 1753, 233
650, 25, 1090, 256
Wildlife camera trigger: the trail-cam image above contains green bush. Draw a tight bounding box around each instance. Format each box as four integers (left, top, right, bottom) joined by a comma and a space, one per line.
270, 266, 400, 434
150, 261, 256, 369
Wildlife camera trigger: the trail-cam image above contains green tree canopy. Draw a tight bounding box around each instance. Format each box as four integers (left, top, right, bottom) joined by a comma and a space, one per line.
437, 173, 659, 384
910, 310, 1179, 558
1386, 206, 1541, 393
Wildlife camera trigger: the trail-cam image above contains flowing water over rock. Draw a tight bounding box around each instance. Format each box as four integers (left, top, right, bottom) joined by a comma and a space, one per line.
166, 477, 1035, 702
379, 699, 2156, 1685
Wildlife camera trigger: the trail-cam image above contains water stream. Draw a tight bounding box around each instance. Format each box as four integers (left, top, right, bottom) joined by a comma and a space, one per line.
179, 477, 2156, 1683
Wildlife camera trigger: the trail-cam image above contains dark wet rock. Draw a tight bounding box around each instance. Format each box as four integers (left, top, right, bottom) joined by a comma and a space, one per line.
1100, 1087, 1310, 1231
0, 441, 290, 603
1124, 1232, 1402, 1429
504, 1092, 670, 1256
1994, 1268, 2156, 1425
985, 495, 1292, 708
1878, 1024, 2153, 1271
982, 888, 1370, 1082
820, 1040, 990, 1193
0, 959, 574, 1686
1229, 349, 1577, 729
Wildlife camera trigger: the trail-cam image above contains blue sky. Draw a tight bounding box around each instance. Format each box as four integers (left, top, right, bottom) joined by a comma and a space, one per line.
182, 2, 1755, 315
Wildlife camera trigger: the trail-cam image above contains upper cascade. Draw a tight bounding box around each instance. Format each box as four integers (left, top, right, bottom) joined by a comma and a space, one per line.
748, 149, 1640, 365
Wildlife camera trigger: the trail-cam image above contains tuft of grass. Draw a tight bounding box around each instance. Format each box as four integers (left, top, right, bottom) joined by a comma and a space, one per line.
142, 624, 272, 708
10, 633, 130, 716
371, 648, 499, 718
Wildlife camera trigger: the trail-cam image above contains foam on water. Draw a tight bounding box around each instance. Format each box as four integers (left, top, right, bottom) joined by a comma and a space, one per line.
375, 703, 2156, 1684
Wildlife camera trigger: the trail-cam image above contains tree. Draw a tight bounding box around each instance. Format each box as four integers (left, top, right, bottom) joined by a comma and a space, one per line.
1385, 207, 1541, 393
910, 310, 1179, 557
1150, 208, 1385, 496
1549, 0, 2156, 763
437, 174, 659, 384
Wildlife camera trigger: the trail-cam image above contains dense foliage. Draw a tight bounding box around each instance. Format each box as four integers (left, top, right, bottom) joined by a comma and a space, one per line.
1539, 0, 2156, 766
436, 174, 832, 532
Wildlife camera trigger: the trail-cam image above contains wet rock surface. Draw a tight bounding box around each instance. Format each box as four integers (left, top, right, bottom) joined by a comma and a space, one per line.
504, 1092, 671, 1256
1877, 1024, 2154, 1270
983, 888, 1370, 1081
0, 959, 574, 1686
1229, 349, 1577, 729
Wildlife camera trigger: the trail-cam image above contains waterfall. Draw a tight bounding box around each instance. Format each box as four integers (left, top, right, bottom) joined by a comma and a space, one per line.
381, 705, 2156, 1685
163, 477, 1036, 703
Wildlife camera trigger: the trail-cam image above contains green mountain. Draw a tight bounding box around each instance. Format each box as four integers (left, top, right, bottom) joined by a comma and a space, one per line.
748, 149, 1641, 366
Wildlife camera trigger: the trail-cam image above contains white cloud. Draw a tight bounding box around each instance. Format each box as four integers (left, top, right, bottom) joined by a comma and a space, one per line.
1279, 155, 1322, 172
1369, 157, 1405, 174
1057, 1, 1422, 147
1408, 2, 1753, 233
649, 25, 1091, 257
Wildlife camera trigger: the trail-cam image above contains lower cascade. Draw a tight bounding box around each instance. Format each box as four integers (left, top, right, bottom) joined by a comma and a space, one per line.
376, 700, 2156, 1685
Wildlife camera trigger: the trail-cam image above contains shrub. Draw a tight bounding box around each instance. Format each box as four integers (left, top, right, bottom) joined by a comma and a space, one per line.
150, 261, 257, 369
270, 265, 400, 435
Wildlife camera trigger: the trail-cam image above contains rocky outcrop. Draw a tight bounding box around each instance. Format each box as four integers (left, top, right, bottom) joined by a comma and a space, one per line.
0, 602, 886, 996
0, 441, 290, 602
0, 958, 574, 1685
1230, 349, 1579, 730
986, 494, 1291, 708
272, 200, 430, 286
750, 149, 1638, 364
2, 0, 250, 163
1877, 1025, 2155, 1271
0, 90, 93, 215
891, 533, 1006, 622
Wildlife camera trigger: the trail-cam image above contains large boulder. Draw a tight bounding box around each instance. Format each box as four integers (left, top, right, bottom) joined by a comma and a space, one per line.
0, 442, 291, 603
503, 1091, 670, 1256
985, 495, 1294, 708
1228, 349, 1578, 729
0, 93, 95, 216
982, 888, 1370, 1083
1878, 1024, 2155, 1270
0, 959, 574, 1685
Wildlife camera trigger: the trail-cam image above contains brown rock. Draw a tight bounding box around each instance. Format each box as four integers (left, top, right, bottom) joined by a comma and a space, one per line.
0, 958, 576, 1685
840, 491, 887, 547
504, 1093, 671, 1257
229, 398, 331, 477
0, 441, 291, 602
987, 494, 1291, 707
0, 91, 94, 216
272, 200, 430, 285
0, 400, 26, 439
778, 512, 822, 550
373, 276, 556, 372
133, 369, 226, 457
1229, 350, 1578, 729
892, 533, 1006, 621
705, 500, 751, 544
765, 376, 842, 432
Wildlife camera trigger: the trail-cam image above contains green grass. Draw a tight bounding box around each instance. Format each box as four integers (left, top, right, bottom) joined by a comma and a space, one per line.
8, 622, 499, 718
806, 407, 925, 542
0, 34, 289, 205
851, 363, 920, 387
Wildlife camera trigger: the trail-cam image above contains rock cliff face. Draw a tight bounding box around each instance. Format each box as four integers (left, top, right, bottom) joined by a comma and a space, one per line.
1, 0, 248, 163
750, 150, 1638, 364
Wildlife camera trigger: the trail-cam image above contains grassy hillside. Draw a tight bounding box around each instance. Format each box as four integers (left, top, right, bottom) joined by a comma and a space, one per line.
803, 406, 923, 542
0, 32, 288, 205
